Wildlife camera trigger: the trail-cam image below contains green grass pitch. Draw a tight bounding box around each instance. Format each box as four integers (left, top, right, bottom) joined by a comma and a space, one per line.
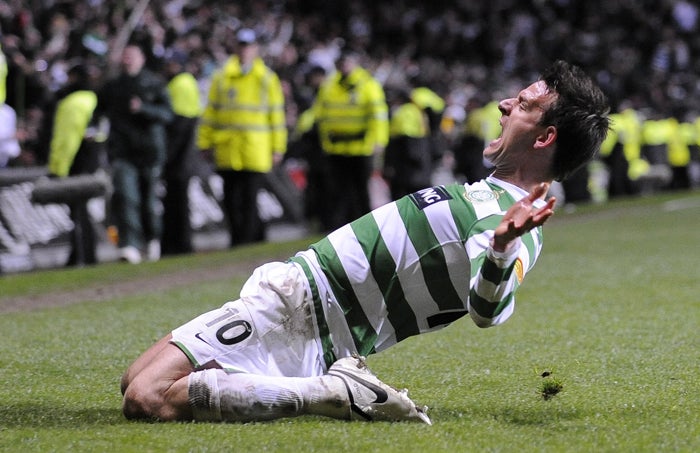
1, 190, 699, 452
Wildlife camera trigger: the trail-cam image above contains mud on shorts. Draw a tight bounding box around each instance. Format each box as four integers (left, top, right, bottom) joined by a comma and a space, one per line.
170, 261, 326, 377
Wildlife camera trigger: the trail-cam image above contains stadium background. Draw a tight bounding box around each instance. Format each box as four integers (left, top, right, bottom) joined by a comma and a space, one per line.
1, 0, 699, 273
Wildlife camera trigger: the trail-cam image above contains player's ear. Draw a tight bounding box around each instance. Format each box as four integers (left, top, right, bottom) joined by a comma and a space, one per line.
534, 125, 557, 149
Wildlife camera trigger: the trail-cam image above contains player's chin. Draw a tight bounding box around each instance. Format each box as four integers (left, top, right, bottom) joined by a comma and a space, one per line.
483, 140, 503, 165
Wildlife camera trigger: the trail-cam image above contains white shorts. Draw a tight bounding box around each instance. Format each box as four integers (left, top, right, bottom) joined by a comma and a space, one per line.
171, 261, 325, 377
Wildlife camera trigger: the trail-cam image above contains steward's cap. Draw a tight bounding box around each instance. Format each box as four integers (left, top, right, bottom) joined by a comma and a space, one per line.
236, 28, 257, 44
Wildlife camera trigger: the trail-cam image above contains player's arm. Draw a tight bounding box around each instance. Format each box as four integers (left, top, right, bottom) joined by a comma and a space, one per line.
468, 183, 555, 328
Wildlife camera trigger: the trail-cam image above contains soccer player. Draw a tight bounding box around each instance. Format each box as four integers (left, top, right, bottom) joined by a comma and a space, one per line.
121, 60, 609, 425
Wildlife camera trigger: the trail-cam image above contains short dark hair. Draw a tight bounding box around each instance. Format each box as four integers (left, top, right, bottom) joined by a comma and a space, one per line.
539, 60, 610, 181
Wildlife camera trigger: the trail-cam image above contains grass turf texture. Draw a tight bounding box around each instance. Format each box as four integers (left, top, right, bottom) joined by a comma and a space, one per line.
1, 190, 699, 452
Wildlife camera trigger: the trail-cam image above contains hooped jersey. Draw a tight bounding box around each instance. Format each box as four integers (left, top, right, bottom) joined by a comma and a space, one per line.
293, 177, 544, 362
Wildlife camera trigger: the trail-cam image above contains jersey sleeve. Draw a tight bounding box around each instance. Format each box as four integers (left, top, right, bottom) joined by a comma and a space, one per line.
467, 218, 541, 328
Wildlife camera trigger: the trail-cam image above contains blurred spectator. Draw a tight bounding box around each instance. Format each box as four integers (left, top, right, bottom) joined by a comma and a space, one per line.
0, 102, 20, 167
290, 65, 332, 231
1, 25, 49, 118
598, 105, 647, 197
452, 97, 498, 183
46, 63, 105, 266
196, 27, 286, 247
160, 54, 201, 256
410, 85, 446, 163
560, 166, 592, 204
0, 39, 6, 104
383, 87, 432, 200
311, 49, 388, 229
642, 114, 692, 191
0, 41, 19, 167
97, 42, 173, 264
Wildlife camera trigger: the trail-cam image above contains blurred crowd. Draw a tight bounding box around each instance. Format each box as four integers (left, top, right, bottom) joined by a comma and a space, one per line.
2, 2, 699, 132
2, 0, 700, 197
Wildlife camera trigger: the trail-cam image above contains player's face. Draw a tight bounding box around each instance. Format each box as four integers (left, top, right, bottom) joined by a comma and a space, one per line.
483, 80, 556, 167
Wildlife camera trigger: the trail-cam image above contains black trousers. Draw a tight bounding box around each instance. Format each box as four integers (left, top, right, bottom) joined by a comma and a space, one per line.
161, 176, 193, 255
66, 202, 97, 267
218, 169, 265, 247
161, 115, 198, 255
326, 154, 373, 230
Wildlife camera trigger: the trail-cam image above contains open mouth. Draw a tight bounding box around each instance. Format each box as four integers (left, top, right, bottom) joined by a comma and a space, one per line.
489, 120, 505, 147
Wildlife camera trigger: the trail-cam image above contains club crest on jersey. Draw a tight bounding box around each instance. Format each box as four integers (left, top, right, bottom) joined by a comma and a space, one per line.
465, 189, 499, 203
409, 186, 452, 209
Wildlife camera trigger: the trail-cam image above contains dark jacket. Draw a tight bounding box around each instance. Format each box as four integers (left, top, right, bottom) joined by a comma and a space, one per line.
98, 69, 173, 166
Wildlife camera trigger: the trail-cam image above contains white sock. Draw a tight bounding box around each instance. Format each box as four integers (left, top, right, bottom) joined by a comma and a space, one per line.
188, 369, 350, 422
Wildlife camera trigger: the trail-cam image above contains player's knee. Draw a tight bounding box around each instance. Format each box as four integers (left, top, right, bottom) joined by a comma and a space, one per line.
122, 382, 175, 421
122, 383, 151, 420
120, 369, 132, 396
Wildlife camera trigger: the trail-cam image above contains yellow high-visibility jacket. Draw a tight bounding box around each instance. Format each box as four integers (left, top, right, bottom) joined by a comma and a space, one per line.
674, 121, 694, 168
292, 107, 315, 141
197, 56, 286, 172
643, 117, 691, 167
410, 87, 445, 113
312, 66, 388, 156
0, 45, 7, 104
464, 100, 501, 143
167, 72, 201, 118
390, 102, 427, 138
48, 90, 98, 177
601, 109, 648, 180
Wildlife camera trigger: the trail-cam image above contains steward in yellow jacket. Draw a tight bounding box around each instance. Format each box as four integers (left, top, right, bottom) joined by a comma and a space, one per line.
47, 90, 99, 177
453, 99, 500, 183
311, 50, 388, 228
383, 89, 431, 200
642, 116, 692, 190
47, 64, 105, 266
313, 58, 388, 157
197, 28, 286, 246
598, 108, 649, 197
197, 56, 286, 173
162, 58, 203, 255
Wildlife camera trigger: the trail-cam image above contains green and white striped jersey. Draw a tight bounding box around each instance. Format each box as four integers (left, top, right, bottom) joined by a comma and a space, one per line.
292, 176, 544, 364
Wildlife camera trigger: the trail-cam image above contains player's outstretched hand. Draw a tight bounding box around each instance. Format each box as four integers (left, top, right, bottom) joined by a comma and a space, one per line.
492, 182, 555, 252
